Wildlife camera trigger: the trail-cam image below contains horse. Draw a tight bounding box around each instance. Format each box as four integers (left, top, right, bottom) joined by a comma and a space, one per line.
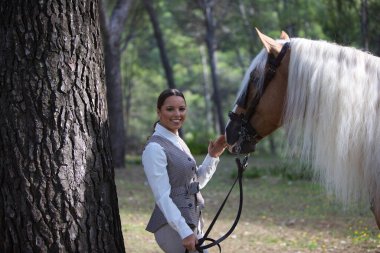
225, 28, 380, 229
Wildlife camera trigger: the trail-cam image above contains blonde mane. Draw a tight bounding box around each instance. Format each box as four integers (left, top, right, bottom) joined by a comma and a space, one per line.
285, 38, 380, 206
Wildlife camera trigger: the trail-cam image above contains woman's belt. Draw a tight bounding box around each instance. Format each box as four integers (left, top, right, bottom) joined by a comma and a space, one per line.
170, 182, 200, 196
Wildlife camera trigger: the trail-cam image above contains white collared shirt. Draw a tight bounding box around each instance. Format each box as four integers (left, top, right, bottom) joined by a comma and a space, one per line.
142, 123, 220, 239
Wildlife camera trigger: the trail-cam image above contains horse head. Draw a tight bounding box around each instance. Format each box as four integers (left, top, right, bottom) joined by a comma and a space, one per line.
226, 28, 380, 230
225, 29, 291, 154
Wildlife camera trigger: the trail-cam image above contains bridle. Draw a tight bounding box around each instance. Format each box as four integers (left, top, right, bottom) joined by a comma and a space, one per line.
226, 42, 290, 155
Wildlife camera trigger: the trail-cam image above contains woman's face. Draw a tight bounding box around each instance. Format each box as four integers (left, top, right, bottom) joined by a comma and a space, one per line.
157, 95, 187, 134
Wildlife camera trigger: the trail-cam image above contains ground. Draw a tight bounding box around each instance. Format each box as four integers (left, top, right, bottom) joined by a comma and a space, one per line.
117, 154, 380, 253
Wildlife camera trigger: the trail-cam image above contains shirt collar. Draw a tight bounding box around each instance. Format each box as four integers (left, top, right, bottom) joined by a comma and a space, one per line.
154, 123, 191, 155
155, 123, 180, 139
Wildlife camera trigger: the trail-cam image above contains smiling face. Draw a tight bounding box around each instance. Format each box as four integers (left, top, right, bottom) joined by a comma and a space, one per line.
157, 95, 187, 134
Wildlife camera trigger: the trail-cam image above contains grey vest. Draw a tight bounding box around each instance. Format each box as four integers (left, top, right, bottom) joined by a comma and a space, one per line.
145, 135, 204, 233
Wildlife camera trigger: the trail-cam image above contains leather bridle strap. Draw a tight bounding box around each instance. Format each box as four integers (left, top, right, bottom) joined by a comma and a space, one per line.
227, 42, 290, 152
244, 42, 290, 122
184, 156, 249, 253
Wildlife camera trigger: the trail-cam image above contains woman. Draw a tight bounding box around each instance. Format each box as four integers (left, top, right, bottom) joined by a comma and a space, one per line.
142, 88, 227, 253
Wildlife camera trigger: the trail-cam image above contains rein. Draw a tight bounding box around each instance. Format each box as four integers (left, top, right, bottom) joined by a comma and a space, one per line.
185, 155, 249, 253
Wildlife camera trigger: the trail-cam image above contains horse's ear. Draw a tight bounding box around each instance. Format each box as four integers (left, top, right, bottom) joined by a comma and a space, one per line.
255, 28, 282, 57
280, 31, 290, 40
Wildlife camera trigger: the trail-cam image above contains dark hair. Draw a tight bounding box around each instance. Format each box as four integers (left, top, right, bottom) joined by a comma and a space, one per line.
157, 88, 186, 110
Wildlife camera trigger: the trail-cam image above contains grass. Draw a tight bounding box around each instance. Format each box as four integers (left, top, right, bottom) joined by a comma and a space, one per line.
117, 154, 380, 252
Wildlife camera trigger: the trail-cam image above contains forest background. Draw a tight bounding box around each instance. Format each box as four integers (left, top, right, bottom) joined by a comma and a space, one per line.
103, 0, 380, 167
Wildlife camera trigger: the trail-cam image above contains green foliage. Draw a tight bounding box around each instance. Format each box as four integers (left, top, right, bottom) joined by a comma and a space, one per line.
185, 139, 209, 155
320, 0, 360, 45
117, 0, 380, 164
126, 155, 142, 165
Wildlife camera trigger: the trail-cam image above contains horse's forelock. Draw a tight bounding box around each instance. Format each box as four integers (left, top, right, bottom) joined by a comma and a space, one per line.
235, 49, 268, 105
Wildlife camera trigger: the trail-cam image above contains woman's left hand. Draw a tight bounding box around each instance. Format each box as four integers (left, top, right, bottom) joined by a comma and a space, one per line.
208, 135, 227, 158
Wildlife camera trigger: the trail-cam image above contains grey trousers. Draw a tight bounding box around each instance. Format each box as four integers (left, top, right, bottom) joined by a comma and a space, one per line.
154, 224, 208, 253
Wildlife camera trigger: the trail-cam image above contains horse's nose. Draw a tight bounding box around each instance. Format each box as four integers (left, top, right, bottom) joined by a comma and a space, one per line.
227, 145, 239, 154
225, 120, 239, 146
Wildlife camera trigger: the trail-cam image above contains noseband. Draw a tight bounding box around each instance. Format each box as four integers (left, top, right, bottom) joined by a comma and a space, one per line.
227, 42, 290, 154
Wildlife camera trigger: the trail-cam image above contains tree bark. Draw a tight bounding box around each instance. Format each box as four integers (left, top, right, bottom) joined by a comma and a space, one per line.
99, 0, 133, 168
143, 0, 176, 89
0, 0, 125, 252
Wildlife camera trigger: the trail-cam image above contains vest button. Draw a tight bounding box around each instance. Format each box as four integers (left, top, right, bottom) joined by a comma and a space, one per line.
188, 158, 191, 161
192, 167, 195, 170
188, 203, 192, 207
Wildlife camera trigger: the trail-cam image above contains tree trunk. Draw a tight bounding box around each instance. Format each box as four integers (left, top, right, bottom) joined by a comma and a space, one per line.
99, 0, 133, 168
238, 0, 257, 56
143, 0, 176, 89
0, 1, 125, 252
124, 69, 134, 140
268, 135, 277, 156
200, 0, 225, 134
199, 45, 213, 133
360, 0, 369, 51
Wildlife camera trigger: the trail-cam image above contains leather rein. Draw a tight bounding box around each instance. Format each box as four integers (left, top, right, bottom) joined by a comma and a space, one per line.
189, 42, 290, 253
192, 156, 248, 253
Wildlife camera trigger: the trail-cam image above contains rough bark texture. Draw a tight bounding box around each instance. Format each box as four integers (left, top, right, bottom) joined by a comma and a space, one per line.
0, 0, 125, 252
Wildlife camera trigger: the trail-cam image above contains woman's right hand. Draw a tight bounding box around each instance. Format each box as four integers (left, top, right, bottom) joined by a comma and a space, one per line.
182, 233, 197, 252
208, 135, 227, 158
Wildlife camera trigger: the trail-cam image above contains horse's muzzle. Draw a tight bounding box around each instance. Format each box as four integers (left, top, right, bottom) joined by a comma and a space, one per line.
225, 119, 257, 155
227, 141, 256, 155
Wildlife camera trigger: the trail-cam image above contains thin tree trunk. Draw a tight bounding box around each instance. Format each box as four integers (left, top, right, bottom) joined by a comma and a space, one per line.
199, 45, 213, 132
360, 0, 369, 51
99, 0, 133, 168
143, 0, 185, 137
0, 0, 125, 252
200, 0, 225, 134
125, 70, 134, 137
143, 0, 176, 89
268, 135, 277, 155
238, 0, 257, 56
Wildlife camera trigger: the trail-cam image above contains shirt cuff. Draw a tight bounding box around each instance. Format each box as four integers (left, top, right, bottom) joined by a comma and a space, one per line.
177, 223, 194, 239
204, 153, 220, 164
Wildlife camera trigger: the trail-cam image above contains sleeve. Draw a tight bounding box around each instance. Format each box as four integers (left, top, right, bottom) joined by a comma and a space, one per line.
197, 154, 220, 189
142, 142, 193, 239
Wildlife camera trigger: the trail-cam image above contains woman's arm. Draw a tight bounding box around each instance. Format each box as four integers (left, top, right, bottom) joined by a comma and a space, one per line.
197, 135, 227, 188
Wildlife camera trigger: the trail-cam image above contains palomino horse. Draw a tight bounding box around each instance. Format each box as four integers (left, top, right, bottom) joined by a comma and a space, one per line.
225, 28, 380, 229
